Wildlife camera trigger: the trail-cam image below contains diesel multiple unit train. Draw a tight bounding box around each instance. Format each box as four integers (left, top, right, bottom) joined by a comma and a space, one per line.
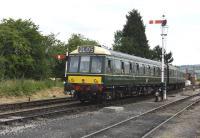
64, 45, 185, 102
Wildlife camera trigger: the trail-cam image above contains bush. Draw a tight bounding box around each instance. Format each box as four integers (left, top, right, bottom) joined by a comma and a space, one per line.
0, 79, 63, 96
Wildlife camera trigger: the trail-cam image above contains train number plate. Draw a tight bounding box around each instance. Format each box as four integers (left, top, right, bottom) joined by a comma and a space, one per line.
78, 46, 94, 53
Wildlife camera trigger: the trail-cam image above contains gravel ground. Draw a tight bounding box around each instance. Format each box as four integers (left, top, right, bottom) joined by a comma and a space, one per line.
0, 90, 199, 138
149, 101, 200, 138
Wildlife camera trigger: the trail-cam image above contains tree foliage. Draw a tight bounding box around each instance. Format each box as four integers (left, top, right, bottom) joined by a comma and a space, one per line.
0, 19, 55, 79
151, 45, 174, 86
0, 19, 44, 79
151, 45, 173, 64
67, 34, 98, 53
0, 18, 99, 80
113, 9, 150, 58
43, 33, 68, 78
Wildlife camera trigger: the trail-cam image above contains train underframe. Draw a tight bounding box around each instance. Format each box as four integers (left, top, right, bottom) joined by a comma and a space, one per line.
65, 82, 185, 103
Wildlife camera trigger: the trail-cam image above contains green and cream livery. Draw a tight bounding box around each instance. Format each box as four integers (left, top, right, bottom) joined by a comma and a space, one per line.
64, 45, 185, 102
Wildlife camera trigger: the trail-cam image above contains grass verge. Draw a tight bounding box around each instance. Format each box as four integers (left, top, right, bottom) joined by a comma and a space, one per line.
0, 79, 63, 96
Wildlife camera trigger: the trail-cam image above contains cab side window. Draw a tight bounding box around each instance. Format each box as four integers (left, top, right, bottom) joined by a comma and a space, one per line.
106, 59, 112, 73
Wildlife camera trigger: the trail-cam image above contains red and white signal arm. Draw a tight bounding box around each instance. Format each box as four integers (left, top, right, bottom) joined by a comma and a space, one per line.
57, 54, 65, 60
149, 20, 167, 26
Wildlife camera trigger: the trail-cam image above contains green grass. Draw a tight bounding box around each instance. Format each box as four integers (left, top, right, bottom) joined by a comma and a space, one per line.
0, 79, 63, 96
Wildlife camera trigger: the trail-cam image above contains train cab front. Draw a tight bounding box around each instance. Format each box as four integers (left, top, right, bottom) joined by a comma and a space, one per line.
64, 45, 106, 102
65, 75, 104, 102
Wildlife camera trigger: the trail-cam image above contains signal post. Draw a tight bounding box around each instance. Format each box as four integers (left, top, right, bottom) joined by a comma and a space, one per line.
149, 15, 168, 100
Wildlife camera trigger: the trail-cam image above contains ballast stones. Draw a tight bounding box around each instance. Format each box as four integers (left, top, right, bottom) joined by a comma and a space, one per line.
101, 106, 124, 113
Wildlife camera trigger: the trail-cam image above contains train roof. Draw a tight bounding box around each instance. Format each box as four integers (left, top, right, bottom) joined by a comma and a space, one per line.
70, 45, 177, 70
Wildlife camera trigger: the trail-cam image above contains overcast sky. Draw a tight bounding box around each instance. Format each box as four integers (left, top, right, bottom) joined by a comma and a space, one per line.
1, 0, 200, 65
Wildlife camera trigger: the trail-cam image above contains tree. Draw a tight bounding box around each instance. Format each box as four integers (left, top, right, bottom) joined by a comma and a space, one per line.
0, 18, 100, 80
151, 45, 173, 64
43, 33, 67, 78
113, 9, 150, 58
0, 56, 6, 80
152, 45, 174, 86
113, 30, 123, 51
67, 34, 99, 53
44, 33, 99, 78
0, 21, 34, 79
0, 18, 50, 79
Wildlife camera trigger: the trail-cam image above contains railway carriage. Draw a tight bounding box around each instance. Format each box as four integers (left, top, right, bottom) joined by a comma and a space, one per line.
64, 45, 185, 102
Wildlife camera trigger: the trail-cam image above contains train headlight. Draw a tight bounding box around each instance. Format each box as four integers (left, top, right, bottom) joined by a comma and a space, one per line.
70, 78, 74, 83
94, 79, 98, 84
82, 79, 85, 83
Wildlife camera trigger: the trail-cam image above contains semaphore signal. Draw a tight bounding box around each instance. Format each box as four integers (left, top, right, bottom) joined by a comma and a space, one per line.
149, 15, 168, 101
149, 19, 167, 26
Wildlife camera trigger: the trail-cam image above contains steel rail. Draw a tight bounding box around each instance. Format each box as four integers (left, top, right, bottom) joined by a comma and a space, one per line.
0, 97, 74, 111
0, 88, 196, 126
81, 92, 200, 138
0, 104, 98, 125
0, 100, 79, 116
141, 96, 200, 138
0, 95, 155, 125
0, 101, 80, 125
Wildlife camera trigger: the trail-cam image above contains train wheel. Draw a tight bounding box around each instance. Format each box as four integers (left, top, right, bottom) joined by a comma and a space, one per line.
80, 99, 85, 103
96, 93, 103, 103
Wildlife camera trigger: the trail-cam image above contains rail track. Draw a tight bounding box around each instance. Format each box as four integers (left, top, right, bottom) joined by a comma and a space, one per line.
81, 90, 200, 138
0, 97, 75, 112
0, 94, 155, 126
0, 87, 196, 127
0, 97, 82, 125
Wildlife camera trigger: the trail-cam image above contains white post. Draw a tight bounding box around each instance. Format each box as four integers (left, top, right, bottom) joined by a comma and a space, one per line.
64, 48, 69, 95
161, 15, 167, 100
64, 50, 68, 78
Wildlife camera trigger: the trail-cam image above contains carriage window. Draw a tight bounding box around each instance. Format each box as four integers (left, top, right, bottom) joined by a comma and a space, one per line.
129, 63, 132, 73
153, 67, 156, 76
69, 56, 79, 73
157, 67, 161, 76
124, 62, 129, 74
132, 63, 135, 73
147, 66, 151, 75
80, 56, 90, 73
121, 62, 125, 74
113, 60, 121, 74
143, 65, 145, 74
174, 70, 177, 76
91, 56, 102, 73
136, 63, 139, 74
171, 70, 174, 77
